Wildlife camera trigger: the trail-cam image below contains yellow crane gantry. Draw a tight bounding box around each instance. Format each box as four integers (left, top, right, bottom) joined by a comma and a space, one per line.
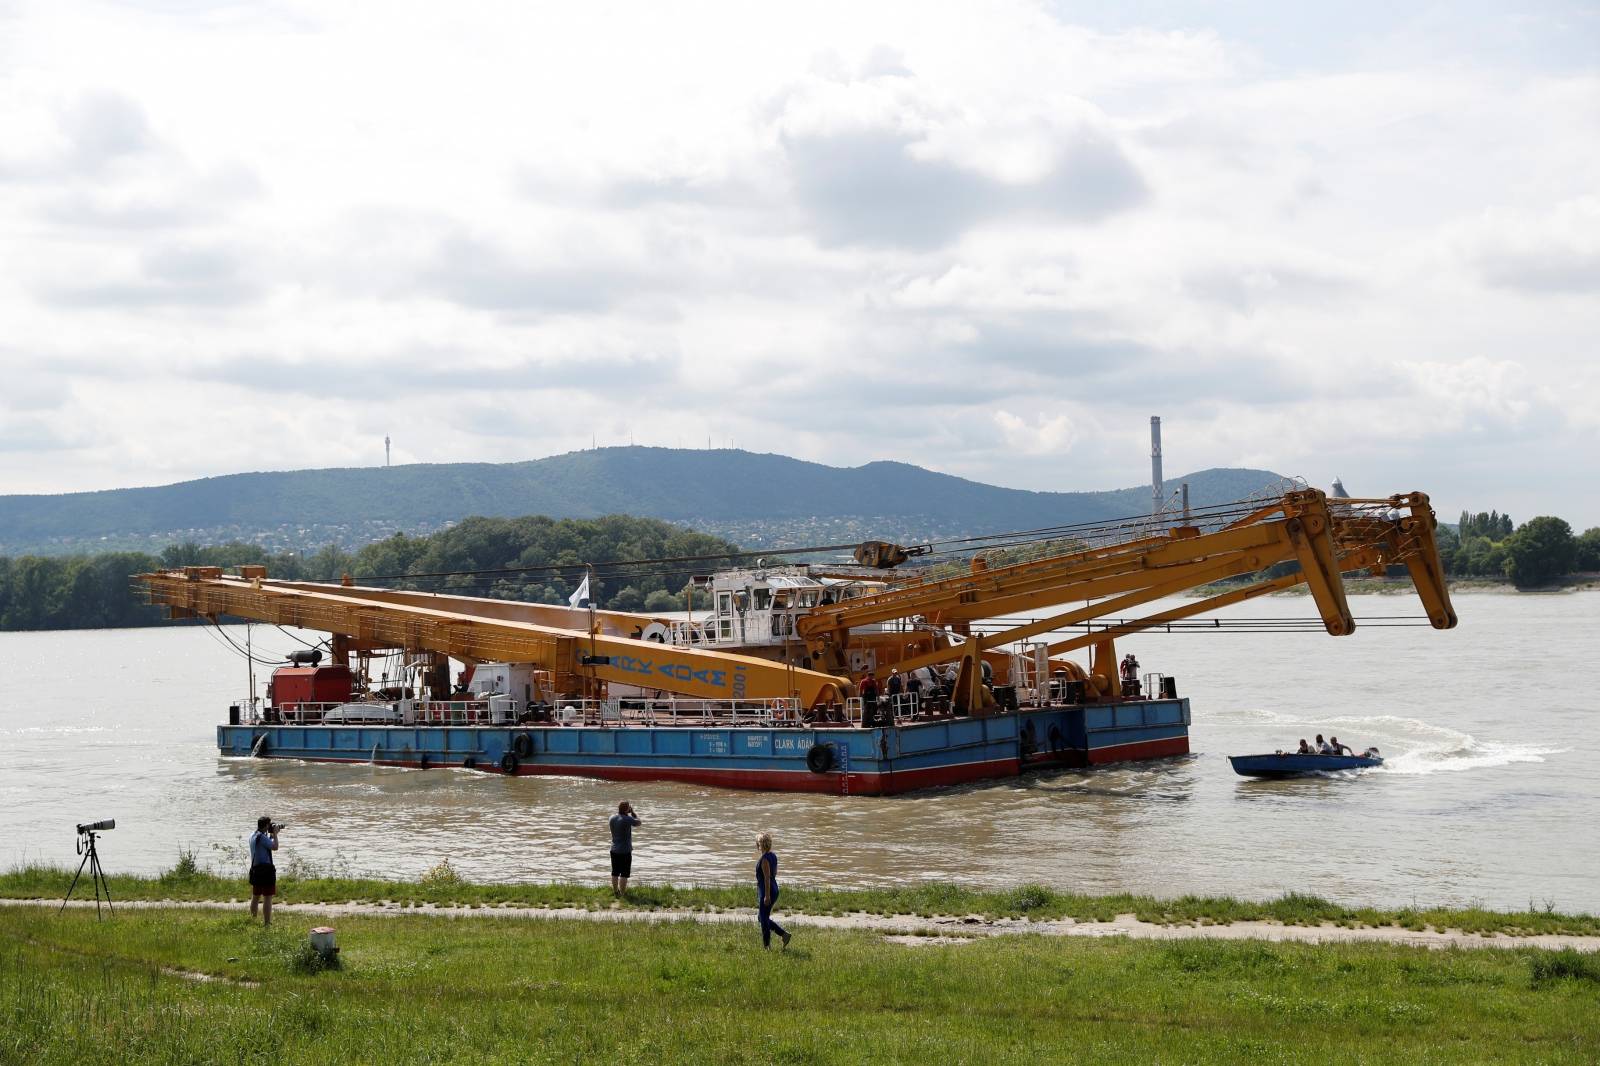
136, 488, 1455, 713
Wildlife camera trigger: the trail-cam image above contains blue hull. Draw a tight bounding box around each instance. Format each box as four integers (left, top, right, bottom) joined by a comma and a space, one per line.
217, 698, 1191, 795
1228, 752, 1382, 777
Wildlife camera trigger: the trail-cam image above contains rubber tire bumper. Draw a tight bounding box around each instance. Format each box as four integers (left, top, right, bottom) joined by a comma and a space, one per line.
512, 733, 534, 758
806, 743, 835, 774
500, 752, 520, 775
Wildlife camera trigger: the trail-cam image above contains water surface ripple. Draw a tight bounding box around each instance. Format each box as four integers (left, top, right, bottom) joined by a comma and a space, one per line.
2, 592, 1593, 911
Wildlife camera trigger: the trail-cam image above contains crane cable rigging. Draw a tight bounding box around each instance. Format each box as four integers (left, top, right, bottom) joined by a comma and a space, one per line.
345, 496, 1310, 591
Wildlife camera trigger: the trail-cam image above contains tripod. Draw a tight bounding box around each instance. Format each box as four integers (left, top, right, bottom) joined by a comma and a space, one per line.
60, 830, 114, 918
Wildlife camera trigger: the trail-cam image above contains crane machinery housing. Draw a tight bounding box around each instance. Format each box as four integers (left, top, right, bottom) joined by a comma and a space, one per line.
137, 488, 1456, 795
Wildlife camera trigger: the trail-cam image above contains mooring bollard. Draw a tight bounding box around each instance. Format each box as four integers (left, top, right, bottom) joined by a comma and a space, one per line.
309, 926, 338, 959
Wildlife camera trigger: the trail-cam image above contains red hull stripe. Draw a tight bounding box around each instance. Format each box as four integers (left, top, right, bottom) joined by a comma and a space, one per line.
1085, 735, 1190, 764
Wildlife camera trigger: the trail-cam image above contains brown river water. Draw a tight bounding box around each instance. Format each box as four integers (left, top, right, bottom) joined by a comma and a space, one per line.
2, 592, 1594, 911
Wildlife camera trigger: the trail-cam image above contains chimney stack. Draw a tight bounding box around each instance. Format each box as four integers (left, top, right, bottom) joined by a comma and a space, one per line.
1150, 416, 1163, 519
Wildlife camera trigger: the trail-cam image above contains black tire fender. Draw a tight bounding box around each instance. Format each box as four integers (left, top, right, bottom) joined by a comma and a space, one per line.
512, 732, 534, 758
500, 751, 520, 775
806, 743, 835, 774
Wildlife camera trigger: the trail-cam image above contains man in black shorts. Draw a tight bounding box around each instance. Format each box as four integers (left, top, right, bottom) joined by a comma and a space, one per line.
608, 801, 641, 896
248, 815, 280, 926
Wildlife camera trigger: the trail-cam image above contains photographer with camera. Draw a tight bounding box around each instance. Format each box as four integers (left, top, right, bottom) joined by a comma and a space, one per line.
608, 801, 641, 897
248, 816, 282, 926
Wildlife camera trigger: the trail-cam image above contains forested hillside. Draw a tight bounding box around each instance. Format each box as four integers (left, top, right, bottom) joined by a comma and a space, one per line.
0, 516, 740, 631
0, 447, 1287, 556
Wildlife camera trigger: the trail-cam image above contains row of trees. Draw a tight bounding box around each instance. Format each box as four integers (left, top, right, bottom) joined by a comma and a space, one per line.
3, 508, 1597, 632
0, 515, 742, 632
1436, 515, 1600, 587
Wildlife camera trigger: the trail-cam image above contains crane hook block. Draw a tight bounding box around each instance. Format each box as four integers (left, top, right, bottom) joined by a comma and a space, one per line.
853, 541, 931, 569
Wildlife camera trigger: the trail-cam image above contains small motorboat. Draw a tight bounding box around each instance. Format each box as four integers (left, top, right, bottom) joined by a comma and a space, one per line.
1228, 752, 1383, 777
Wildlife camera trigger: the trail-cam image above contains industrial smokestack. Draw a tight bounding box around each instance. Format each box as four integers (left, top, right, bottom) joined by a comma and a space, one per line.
1150, 416, 1163, 519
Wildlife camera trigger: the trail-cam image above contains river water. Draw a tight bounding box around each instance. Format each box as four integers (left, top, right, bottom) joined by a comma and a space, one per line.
2, 592, 1594, 912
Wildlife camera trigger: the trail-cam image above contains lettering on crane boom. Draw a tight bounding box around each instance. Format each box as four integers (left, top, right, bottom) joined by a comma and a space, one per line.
610, 655, 727, 689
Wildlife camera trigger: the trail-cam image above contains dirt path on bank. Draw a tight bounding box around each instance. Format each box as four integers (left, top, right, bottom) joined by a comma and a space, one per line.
12, 897, 1599, 953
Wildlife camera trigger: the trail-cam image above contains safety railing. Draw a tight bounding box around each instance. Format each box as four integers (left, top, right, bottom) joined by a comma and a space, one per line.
275, 702, 350, 724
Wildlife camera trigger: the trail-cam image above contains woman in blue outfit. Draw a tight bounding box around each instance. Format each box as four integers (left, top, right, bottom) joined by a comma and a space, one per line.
755, 832, 791, 950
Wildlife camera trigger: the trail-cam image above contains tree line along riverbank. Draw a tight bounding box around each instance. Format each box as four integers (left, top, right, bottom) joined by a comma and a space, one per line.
0, 514, 740, 631
1, 509, 1598, 632
5, 898, 1597, 1065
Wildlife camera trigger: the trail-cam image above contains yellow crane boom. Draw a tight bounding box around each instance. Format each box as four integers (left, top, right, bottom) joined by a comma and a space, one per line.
136, 488, 1454, 715
138, 569, 848, 706
796, 490, 1455, 709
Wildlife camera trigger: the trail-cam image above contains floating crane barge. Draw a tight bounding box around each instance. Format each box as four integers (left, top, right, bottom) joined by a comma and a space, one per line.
137, 489, 1456, 795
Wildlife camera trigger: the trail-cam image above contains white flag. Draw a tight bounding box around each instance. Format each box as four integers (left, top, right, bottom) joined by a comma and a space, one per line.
568, 573, 590, 608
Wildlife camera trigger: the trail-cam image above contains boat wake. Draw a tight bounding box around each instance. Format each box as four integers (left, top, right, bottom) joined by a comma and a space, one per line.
1218, 709, 1566, 775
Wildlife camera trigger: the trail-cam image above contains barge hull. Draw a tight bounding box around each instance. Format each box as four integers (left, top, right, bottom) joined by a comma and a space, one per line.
218, 698, 1190, 796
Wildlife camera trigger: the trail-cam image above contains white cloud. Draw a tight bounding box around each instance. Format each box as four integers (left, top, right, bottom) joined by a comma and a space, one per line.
993, 409, 1081, 456
0, 0, 1596, 526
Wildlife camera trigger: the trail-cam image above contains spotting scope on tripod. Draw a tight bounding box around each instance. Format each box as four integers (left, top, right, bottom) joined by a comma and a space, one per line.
60, 819, 116, 918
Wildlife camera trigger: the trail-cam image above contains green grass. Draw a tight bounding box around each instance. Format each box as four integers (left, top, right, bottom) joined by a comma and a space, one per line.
3, 904, 1596, 1065
5, 862, 1598, 937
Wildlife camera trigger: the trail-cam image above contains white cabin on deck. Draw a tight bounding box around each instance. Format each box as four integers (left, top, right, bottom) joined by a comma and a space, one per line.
669, 564, 889, 653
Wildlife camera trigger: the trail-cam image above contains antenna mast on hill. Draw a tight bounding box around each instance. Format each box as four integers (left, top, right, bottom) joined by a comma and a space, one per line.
385, 436, 391, 467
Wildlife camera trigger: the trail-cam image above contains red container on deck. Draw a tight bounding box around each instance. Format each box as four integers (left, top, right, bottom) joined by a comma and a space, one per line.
269, 666, 353, 708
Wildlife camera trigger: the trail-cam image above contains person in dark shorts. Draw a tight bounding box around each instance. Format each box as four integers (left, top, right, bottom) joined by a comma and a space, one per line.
755, 832, 790, 950
609, 801, 641, 896
248, 816, 280, 926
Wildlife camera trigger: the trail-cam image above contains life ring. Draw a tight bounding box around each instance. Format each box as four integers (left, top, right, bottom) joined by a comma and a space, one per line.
512, 733, 534, 758
806, 744, 835, 774
500, 752, 520, 775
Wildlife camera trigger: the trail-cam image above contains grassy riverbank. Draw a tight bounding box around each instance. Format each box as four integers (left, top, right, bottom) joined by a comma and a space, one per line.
5, 862, 1597, 937
5, 904, 1598, 1065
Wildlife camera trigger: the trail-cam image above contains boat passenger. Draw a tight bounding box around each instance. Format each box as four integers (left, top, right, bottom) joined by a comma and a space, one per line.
887, 669, 903, 697
1315, 734, 1333, 755
1296, 739, 1313, 755
1329, 736, 1353, 756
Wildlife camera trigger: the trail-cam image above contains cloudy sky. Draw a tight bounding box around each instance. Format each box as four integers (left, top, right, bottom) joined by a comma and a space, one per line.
2, 1, 1597, 524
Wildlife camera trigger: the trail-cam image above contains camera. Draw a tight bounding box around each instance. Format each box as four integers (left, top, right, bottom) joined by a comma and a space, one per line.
76, 819, 115, 834
270, 822, 286, 833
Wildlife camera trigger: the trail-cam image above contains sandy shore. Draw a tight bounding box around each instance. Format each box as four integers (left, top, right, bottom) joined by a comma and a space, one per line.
18, 897, 1600, 953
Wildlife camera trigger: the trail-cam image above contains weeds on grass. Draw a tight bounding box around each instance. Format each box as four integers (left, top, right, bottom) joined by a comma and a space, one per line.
159, 849, 201, 884
1528, 949, 1600, 988
286, 939, 341, 975
419, 858, 462, 887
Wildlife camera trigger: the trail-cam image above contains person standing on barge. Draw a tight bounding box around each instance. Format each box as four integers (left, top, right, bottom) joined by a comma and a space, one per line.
859, 671, 880, 726
755, 832, 791, 950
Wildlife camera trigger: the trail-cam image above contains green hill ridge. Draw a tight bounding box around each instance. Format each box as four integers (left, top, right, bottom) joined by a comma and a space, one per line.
0, 447, 1289, 555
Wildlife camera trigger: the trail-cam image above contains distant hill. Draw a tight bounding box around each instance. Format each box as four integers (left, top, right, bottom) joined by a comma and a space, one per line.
0, 448, 1291, 556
